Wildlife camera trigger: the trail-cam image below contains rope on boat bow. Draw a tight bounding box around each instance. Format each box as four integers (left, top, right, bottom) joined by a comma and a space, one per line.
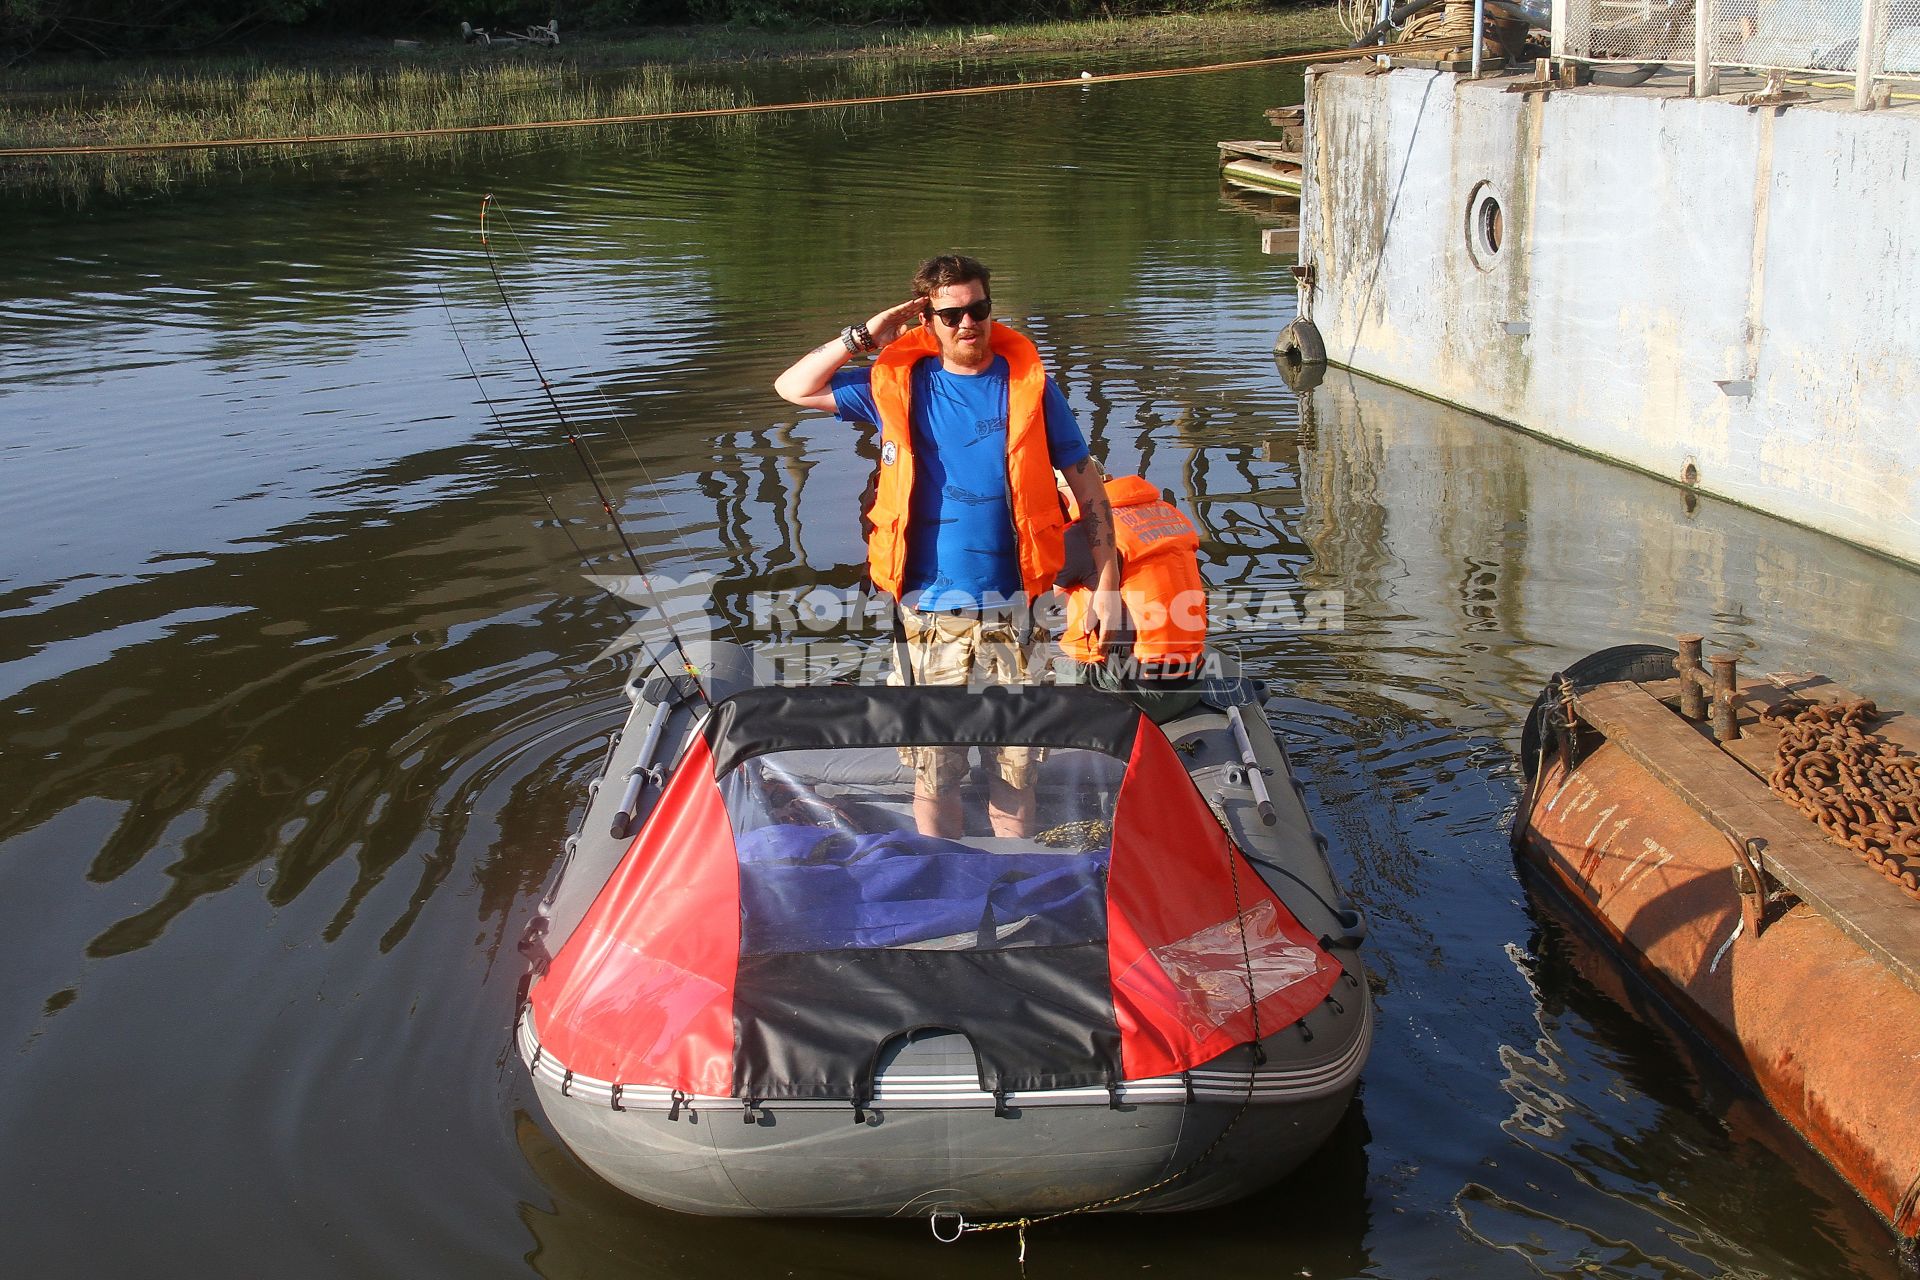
930, 803, 1271, 1270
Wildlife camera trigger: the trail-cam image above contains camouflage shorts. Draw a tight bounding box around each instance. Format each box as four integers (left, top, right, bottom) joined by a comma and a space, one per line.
890, 606, 1045, 794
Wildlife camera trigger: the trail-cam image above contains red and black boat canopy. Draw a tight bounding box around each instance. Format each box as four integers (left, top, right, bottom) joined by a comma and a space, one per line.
530, 684, 1340, 1099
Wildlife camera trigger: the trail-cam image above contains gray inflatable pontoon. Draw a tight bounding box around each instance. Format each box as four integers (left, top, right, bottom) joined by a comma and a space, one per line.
516, 643, 1371, 1219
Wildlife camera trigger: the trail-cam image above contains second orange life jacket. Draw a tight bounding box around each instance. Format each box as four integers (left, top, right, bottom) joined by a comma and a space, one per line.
1061, 475, 1207, 666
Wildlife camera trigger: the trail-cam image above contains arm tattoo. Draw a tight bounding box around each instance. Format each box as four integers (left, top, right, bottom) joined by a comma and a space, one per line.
1085, 505, 1113, 550
1066, 459, 1115, 554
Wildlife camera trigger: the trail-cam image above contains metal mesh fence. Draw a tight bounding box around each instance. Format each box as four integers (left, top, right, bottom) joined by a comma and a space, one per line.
1562, 0, 1700, 61
1559, 0, 1920, 80
1720, 0, 1864, 72
1886, 0, 1920, 77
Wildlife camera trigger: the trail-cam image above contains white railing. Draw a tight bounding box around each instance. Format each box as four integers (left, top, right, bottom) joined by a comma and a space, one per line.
1552, 0, 1920, 104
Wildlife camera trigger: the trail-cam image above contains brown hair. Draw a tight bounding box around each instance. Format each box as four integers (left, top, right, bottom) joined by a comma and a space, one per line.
910, 253, 991, 300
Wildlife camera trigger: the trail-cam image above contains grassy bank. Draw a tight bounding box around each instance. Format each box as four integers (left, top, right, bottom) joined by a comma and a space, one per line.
6, 7, 1342, 86
0, 6, 1340, 198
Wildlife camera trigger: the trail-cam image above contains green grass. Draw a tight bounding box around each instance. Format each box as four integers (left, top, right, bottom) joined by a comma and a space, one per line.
2, 60, 750, 149
0, 6, 1341, 201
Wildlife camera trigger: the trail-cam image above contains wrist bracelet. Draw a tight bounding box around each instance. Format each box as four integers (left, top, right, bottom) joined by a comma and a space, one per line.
850, 323, 877, 352
840, 326, 864, 356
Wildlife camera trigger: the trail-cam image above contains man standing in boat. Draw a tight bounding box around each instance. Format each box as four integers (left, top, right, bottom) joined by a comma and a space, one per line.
774, 252, 1119, 839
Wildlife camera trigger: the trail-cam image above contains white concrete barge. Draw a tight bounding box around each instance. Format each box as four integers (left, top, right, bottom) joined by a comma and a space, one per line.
1291, 55, 1920, 564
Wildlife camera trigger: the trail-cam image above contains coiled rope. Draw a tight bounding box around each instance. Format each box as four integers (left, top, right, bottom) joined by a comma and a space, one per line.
1399, 0, 1518, 61
0, 37, 1456, 159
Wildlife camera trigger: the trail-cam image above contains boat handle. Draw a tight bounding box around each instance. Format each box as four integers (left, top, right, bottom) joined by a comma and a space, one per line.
609, 701, 674, 839
1226, 704, 1278, 826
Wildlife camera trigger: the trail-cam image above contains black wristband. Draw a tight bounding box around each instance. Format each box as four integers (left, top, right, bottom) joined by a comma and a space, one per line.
850, 322, 876, 352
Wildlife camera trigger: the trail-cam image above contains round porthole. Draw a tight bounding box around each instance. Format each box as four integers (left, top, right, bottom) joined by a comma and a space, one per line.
1466, 181, 1506, 270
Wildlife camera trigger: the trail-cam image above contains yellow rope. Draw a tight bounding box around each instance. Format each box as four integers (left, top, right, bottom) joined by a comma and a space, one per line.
1783, 74, 1920, 103
0, 38, 1458, 159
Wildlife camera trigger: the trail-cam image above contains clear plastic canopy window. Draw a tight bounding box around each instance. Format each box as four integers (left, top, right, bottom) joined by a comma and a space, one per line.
721, 746, 1128, 955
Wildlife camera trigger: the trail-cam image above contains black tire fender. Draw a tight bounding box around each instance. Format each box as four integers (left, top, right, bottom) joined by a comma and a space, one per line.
1518, 643, 1679, 780
1275, 317, 1327, 367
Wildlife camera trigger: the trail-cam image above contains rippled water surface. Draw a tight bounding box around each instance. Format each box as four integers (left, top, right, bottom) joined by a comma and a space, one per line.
5, 42, 1919, 1279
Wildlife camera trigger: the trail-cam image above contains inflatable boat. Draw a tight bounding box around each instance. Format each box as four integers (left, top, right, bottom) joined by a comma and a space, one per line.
514, 643, 1372, 1219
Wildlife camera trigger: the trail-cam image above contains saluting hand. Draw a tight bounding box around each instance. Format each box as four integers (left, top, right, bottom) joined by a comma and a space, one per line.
864, 298, 927, 349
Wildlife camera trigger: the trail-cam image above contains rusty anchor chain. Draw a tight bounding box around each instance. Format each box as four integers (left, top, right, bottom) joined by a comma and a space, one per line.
1762, 697, 1920, 902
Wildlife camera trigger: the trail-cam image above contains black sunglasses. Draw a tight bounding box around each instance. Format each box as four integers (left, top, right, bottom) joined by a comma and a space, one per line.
927, 298, 992, 327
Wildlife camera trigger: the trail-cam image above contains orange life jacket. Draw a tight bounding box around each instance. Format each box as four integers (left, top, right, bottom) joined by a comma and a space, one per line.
1061, 475, 1207, 666
863, 324, 1066, 602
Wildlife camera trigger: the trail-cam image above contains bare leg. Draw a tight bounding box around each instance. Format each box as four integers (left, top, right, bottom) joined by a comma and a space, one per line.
915, 788, 963, 838
987, 776, 1035, 838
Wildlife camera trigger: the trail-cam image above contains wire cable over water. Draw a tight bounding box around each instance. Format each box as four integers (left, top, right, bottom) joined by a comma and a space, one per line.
480, 201, 744, 627
0, 39, 1459, 158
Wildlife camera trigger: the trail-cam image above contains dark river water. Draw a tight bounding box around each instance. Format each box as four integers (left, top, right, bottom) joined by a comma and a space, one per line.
6, 41, 1920, 1279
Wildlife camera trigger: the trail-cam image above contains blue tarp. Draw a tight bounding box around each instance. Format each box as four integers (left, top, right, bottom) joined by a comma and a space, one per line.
735, 825, 1110, 954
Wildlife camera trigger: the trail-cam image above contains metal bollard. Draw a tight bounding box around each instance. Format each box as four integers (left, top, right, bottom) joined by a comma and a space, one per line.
1710, 654, 1740, 742
1676, 634, 1707, 720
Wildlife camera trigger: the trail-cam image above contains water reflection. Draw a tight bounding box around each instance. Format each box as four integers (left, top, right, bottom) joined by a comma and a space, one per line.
1282, 367, 1919, 1277
1477, 912, 1902, 1276
1295, 366, 1920, 723
3, 44, 1917, 1279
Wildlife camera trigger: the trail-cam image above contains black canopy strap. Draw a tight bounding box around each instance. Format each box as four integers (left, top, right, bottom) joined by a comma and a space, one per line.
891, 599, 916, 688
974, 871, 1024, 949
701, 683, 1141, 777
951, 826, 1275, 1243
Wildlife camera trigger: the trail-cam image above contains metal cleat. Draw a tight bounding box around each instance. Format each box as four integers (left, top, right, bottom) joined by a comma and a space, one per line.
1737, 71, 1808, 108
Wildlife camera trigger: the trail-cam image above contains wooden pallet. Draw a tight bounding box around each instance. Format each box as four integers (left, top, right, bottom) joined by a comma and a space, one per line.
1220, 159, 1301, 196
1218, 141, 1302, 196
1217, 140, 1302, 165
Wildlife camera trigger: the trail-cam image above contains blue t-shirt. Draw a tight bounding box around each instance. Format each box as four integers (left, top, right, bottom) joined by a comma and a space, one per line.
832, 356, 1089, 610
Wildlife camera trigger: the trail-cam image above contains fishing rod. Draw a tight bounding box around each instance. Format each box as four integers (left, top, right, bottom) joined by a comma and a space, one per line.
474, 191, 713, 708
480, 199, 759, 617
437, 282, 601, 574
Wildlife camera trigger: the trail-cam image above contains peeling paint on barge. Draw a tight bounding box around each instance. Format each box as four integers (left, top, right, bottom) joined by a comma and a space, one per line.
1299, 64, 1920, 566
